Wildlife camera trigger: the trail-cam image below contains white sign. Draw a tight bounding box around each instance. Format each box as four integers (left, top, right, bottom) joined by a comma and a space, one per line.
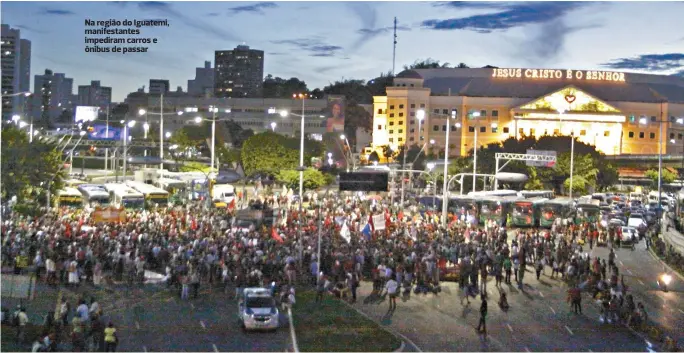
526, 150, 557, 167
372, 214, 386, 231
75, 106, 99, 123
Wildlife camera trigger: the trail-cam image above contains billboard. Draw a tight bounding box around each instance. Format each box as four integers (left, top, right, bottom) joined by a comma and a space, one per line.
526, 149, 557, 167
75, 106, 99, 123
326, 96, 345, 133
339, 172, 389, 192
89, 124, 123, 140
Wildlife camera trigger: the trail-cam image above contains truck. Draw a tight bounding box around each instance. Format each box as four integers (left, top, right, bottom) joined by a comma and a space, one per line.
237, 287, 279, 331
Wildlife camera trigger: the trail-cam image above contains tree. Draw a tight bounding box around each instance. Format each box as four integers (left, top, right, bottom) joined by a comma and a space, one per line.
1, 125, 65, 206
403, 58, 451, 70
645, 168, 678, 186
241, 132, 323, 177
276, 168, 328, 191
215, 145, 241, 169
263, 75, 309, 98
396, 144, 428, 170
564, 176, 591, 195
168, 129, 200, 170
220, 120, 253, 148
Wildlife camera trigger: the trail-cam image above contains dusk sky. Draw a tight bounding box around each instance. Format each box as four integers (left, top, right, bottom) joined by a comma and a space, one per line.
2, 1, 683, 101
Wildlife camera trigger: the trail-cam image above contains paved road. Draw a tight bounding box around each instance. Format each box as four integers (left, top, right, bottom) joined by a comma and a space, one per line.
350, 238, 683, 352
2, 281, 290, 352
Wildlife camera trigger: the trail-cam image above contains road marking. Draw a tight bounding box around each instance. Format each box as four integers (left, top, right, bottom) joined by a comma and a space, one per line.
135, 321, 140, 330
507, 324, 514, 333
539, 291, 545, 298
200, 320, 206, 329
639, 280, 645, 285
213, 344, 219, 352
549, 306, 556, 314
565, 325, 574, 335
679, 309, 684, 314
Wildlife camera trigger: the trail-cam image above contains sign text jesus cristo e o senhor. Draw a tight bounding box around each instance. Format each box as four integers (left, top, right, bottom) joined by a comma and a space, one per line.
491, 68, 626, 82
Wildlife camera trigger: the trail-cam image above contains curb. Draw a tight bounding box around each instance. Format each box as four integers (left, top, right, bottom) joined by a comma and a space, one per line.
287, 306, 300, 353
339, 299, 420, 352
647, 247, 684, 282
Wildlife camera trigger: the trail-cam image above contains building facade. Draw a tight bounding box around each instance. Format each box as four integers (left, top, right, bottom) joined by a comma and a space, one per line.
1, 24, 31, 121
187, 61, 214, 97
32, 69, 75, 125
214, 45, 264, 98
149, 79, 170, 95
77, 80, 112, 108
370, 68, 684, 159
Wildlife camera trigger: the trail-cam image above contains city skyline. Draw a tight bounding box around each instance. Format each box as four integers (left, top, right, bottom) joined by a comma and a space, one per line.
2, 1, 683, 102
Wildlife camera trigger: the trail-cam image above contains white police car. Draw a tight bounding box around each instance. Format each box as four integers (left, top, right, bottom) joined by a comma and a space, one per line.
237, 287, 279, 331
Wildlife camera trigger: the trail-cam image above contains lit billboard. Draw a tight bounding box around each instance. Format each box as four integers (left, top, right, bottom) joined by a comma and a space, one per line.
89, 124, 122, 140
74, 106, 99, 123
326, 96, 345, 133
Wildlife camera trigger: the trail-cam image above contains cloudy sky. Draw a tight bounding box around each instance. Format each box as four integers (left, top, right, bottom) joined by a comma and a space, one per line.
3, 1, 683, 101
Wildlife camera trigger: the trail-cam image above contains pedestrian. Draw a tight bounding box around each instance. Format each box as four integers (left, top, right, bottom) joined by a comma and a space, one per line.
181, 275, 190, 300
477, 295, 487, 335
384, 275, 399, 311
503, 257, 512, 284
104, 322, 118, 352
15, 307, 29, 344
190, 271, 200, 299
316, 274, 326, 303
535, 258, 543, 280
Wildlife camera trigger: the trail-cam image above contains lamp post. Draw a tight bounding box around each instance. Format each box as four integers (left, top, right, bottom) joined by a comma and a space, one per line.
441, 110, 460, 227
271, 121, 277, 132
279, 93, 310, 212
469, 111, 482, 193
143, 122, 150, 157
138, 96, 179, 170
47, 130, 86, 208
122, 120, 136, 179
195, 106, 229, 178
340, 134, 355, 171
640, 99, 669, 228
416, 109, 425, 143
427, 162, 436, 208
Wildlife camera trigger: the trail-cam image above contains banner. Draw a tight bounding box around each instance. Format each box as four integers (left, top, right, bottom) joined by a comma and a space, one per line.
372, 214, 386, 231
89, 124, 123, 140
91, 206, 126, 223
326, 95, 345, 132
75, 106, 99, 123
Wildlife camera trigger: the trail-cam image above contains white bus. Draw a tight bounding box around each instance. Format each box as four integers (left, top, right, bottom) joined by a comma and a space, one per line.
468, 190, 519, 198
104, 183, 145, 210
55, 187, 84, 208
126, 181, 170, 207
77, 184, 110, 207
155, 177, 188, 203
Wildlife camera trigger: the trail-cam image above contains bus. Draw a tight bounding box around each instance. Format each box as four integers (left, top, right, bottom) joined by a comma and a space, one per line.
575, 199, 601, 224
468, 190, 519, 198
77, 184, 110, 207
477, 196, 508, 226
511, 197, 549, 227
155, 177, 188, 205
125, 181, 170, 208
104, 183, 145, 210
539, 198, 575, 228
520, 190, 555, 199
448, 195, 478, 224
55, 187, 84, 208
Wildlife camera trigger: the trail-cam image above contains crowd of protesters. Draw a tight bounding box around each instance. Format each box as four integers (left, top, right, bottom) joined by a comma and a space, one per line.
0, 186, 661, 351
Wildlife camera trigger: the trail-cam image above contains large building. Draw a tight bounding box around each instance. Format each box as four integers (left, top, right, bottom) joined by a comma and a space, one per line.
1, 24, 31, 121
77, 80, 112, 108
187, 61, 214, 97
369, 67, 684, 159
149, 79, 170, 95
214, 45, 264, 98
32, 69, 75, 125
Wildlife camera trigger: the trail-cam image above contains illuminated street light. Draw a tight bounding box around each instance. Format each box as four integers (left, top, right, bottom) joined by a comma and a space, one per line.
138, 109, 146, 115
270, 121, 277, 131
279, 110, 288, 118
194, 116, 202, 124
165, 132, 172, 138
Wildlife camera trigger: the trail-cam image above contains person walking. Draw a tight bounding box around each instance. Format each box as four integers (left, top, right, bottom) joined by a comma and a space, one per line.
477, 295, 488, 336
104, 322, 118, 352
503, 257, 512, 284
15, 307, 29, 344
384, 275, 399, 311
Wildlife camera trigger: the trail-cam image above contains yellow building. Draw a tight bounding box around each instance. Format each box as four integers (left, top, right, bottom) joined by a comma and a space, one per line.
369, 67, 684, 159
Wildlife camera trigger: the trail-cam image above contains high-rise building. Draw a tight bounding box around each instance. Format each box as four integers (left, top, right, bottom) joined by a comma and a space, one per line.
1, 24, 32, 121
214, 45, 264, 98
188, 60, 214, 97
32, 69, 75, 125
77, 80, 112, 108
149, 79, 170, 95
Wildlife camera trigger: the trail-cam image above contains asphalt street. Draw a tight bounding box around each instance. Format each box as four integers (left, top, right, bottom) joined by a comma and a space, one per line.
350, 237, 683, 352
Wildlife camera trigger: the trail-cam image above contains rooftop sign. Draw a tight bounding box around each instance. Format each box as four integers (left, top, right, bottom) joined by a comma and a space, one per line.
492, 68, 625, 82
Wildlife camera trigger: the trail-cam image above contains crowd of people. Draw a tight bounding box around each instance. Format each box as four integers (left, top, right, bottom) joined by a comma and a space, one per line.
0, 188, 661, 351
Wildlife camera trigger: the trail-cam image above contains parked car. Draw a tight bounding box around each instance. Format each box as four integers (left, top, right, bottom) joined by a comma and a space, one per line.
620, 226, 638, 245
237, 287, 279, 331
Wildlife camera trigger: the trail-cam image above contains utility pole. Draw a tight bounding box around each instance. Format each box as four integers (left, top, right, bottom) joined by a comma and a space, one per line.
392, 17, 397, 76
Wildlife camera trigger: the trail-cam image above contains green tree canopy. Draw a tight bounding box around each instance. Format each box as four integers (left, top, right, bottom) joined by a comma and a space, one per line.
1, 125, 65, 205
263, 75, 308, 99
241, 132, 324, 176
404, 58, 452, 70
276, 168, 328, 191
645, 168, 678, 186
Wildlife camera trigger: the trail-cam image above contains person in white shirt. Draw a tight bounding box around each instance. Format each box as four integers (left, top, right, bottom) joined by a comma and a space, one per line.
384, 276, 399, 311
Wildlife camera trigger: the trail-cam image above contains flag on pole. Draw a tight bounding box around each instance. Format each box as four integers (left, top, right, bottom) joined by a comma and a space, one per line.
361, 222, 372, 240
271, 227, 284, 243
228, 199, 236, 210
340, 221, 351, 243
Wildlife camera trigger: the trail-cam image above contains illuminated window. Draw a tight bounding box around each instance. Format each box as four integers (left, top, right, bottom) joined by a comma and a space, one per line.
629, 115, 636, 123
629, 131, 634, 138
503, 127, 510, 133
530, 128, 535, 135
580, 130, 586, 136
639, 132, 645, 138
399, 104, 404, 109
519, 128, 524, 135
433, 125, 439, 131
554, 129, 560, 135
470, 126, 476, 133
480, 126, 486, 133
604, 131, 610, 137
650, 132, 655, 139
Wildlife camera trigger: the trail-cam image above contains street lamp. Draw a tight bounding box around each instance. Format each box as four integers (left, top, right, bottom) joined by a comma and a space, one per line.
18, 121, 27, 128
138, 99, 183, 169
143, 122, 150, 157
193, 106, 223, 175
416, 109, 425, 142
11, 115, 20, 125
441, 109, 460, 226
271, 121, 277, 132
279, 92, 312, 211
122, 120, 136, 179
469, 111, 482, 193
46, 130, 86, 207
165, 131, 172, 139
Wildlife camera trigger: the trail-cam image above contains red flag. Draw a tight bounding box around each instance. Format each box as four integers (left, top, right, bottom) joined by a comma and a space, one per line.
228, 199, 236, 210
398, 211, 404, 223
271, 227, 284, 243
